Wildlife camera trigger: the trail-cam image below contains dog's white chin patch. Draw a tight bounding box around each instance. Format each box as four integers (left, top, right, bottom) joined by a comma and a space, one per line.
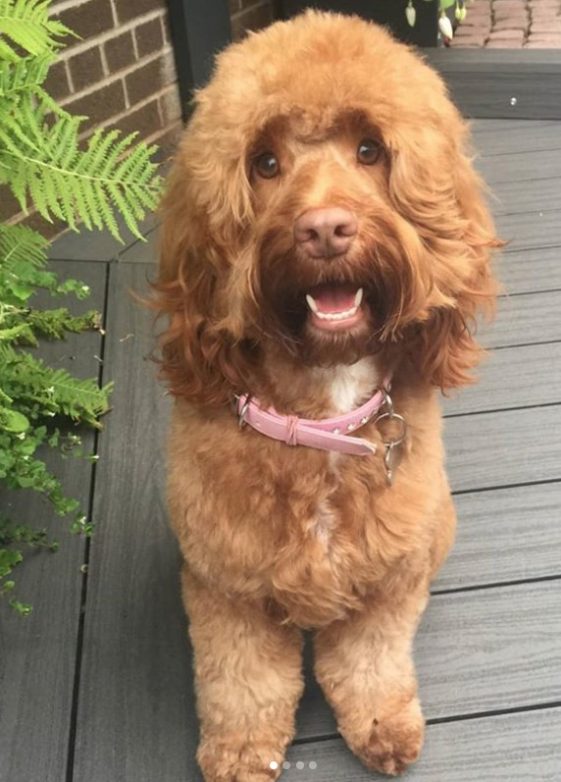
306, 284, 364, 331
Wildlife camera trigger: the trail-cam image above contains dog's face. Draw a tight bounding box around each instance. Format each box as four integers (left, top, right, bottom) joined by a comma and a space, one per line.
250, 110, 429, 366
156, 12, 500, 405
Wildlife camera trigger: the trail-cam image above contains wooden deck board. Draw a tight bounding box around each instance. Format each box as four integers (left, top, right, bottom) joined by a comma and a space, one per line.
495, 246, 561, 295
472, 120, 561, 155
70, 264, 199, 782
445, 405, 561, 492
49, 213, 156, 262
487, 176, 561, 217
482, 291, 561, 349
0, 262, 106, 782
477, 148, 561, 185
443, 342, 561, 416
496, 210, 561, 253
297, 580, 561, 738
436, 482, 561, 591
285, 707, 561, 781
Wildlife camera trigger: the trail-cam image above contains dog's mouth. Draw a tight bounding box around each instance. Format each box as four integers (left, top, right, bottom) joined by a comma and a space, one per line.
305, 283, 366, 332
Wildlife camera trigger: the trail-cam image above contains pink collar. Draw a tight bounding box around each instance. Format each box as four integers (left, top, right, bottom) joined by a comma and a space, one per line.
235, 378, 392, 457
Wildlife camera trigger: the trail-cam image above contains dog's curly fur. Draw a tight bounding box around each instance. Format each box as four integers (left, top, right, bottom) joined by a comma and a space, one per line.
152, 11, 501, 780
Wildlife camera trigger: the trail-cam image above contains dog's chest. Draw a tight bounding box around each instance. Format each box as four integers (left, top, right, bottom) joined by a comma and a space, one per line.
310, 358, 380, 547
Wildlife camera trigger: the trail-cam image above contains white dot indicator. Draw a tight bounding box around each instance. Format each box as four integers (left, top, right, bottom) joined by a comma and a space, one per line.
269, 761, 279, 770
510, 96, 517, 106
296, 761, 305, 770
309, 760, 318, 770
282, 761, 291, 769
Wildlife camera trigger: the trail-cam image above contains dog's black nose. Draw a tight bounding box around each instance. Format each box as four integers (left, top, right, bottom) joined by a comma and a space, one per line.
294, 208, 357, 259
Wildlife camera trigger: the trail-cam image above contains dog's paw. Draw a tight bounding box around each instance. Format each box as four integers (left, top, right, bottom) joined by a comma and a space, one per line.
197, 735, 285, 782
344, 696, 425, 777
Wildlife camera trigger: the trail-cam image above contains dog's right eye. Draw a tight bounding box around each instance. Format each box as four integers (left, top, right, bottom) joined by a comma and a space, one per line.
253, 152, 280, 179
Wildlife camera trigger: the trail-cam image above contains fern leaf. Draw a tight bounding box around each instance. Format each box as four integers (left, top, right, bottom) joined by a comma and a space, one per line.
2, 102, 162, 240
0, 54, 52, 99
0, 0, 72, 60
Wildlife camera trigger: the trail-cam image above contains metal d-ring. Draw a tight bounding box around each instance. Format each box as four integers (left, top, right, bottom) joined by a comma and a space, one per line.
238, 396, 251, 429
374, 389, 407, 486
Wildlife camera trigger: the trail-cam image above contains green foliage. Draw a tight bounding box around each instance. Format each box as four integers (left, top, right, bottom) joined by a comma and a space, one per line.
0, 0, 163, 612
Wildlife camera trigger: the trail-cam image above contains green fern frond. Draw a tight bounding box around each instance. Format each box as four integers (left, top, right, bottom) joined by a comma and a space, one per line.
0, 53, 53, 99
0, 225, 89, 307
0, 98, 163, 239
0, 343, 112, 426
0, 0, 72, 61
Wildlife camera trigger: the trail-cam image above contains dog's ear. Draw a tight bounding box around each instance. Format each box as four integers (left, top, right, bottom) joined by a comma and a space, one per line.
389, 121, 502, 390
152, 123, 257, 407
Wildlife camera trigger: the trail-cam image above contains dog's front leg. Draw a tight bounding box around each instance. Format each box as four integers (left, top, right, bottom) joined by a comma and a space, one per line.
314, 581, 429, 776
181, 567, 304, 782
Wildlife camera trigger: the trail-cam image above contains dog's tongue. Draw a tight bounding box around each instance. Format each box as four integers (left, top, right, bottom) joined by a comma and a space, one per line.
309, 283, 358, 314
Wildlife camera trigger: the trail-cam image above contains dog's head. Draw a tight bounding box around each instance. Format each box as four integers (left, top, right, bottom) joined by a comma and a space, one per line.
155, 11, 500, 405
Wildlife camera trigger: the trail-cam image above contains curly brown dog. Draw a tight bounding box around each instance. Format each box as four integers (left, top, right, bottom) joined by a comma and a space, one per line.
152, 10, 500, 780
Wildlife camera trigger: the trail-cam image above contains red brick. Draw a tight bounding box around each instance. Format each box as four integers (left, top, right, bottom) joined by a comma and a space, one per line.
43, 59, 71, 101
104, 31, 136, 73
115, 0, 165, 23
134, 18, 164, 58
68, 46, 104, 92
114, 99, 162, 139
56, 0, 114, 45
65, 80, 126, 132
126, 57, 169, 106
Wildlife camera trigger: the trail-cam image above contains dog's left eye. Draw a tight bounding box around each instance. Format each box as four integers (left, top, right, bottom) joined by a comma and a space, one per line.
253, 152, 280, 179
357, 139, 382, 166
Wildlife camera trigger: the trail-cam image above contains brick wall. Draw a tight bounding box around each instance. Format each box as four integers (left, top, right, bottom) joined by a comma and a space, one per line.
2, 0, 183, 234
1, 0, 275, 234
47, 0, 183, 147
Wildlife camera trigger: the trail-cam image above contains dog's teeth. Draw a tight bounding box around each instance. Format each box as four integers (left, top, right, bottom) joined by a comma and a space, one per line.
354, 288, 364, 307
306, 294, 318, 313
315, 305, 358, 321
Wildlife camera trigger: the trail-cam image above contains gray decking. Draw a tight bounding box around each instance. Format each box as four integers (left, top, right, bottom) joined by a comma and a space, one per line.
1, 119, 561, 782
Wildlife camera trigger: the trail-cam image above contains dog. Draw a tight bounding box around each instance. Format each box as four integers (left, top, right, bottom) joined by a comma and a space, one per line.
152, 10, 500, 780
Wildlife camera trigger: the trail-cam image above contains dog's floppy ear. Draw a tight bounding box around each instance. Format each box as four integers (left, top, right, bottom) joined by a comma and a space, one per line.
152, 121, 257, 407
389, 122, 502, 390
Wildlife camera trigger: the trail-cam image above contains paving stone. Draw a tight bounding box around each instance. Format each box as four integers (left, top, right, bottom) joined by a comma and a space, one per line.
526, 33, 561, 42
454, 34, 488, 46
494, 19, 529, 31
456, 23, 491, 36
530, 21, 561, 32
453, 40, 487, 47
493, 9, 529, 21
524, 39, 561, 46
487, 38, 523, 46
488, 28, 525, 40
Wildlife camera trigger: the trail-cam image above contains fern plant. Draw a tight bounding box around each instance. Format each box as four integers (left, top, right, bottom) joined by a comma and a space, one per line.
0, 0, 163, 612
